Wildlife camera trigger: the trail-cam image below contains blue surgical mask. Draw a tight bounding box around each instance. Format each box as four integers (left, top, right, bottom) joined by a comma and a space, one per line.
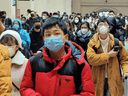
42, 16, 46, 20
44, 36, 64, 52
53, 15, 58, 18
13, 25, 19, 30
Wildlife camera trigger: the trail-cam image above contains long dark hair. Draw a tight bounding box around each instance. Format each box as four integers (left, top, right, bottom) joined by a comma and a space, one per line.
73, 16, 82, 28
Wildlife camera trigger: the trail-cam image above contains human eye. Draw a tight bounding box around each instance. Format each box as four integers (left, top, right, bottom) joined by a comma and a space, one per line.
55, 32, 60, 36
46, 34, 51, 37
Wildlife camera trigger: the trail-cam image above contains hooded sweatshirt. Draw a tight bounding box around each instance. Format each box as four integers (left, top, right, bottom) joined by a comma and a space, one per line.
12, 19, 31, 47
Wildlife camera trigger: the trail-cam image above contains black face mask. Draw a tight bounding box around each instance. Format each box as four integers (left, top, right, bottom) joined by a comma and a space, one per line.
35, 25, 41, 29
2, 16, 6, 19
31, 14, 35, 17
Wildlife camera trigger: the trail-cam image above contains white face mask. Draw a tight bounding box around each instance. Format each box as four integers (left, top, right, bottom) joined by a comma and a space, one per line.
6, 46, 16, 57
81, 29, 88, 34
75, 20, 79, 23
99, 25, 108, 34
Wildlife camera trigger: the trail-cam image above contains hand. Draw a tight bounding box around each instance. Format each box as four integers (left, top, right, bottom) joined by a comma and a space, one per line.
109, 49, 119, 58
124, 73, 128, 79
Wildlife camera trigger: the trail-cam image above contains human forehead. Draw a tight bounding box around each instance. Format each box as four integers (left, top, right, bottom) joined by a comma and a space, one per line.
81, 24, 88, 28
98, 22, 108, 25
44, 25, 63, 32
75, 17, 78, 20
42, 13, 47, 16
21, 18, 25, 21
109, 12, 114, 15
14, 21, 19, 25
34, 22, 41, 25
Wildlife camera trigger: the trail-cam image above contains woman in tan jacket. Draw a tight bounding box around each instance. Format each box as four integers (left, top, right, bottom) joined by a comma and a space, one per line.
0, 30, 28, 96
87, 18, 128, 96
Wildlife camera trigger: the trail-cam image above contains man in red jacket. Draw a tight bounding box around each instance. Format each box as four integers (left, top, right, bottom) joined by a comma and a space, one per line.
20, 17, 95, 96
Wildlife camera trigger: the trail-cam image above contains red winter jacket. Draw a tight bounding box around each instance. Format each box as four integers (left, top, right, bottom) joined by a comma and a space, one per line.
20, 41, 95, 96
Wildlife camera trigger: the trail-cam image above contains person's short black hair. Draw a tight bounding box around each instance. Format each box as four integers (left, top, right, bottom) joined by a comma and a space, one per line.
77, 13, 81, 15
90, 13, 92, 16
53, 12, 58, 15
27, 9, 31, 13
2, 11, 6, 14
80, 22, 90, 29
42, 11, 49, 16
97, 18, 109, 26
42, 17, 68, 36
63, 12, 67, 15
86, 13, 88, 16
21, 16, 26, 20
33, 18, 40, 24
119, 13, 122, 16
109, 10, 114, 14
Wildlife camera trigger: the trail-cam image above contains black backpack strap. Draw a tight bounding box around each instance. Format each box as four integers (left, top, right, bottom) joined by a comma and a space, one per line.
30, 52, 43, 89
114, 38, 119, 46
114, 38, 123, 77
12, 82, 19, 90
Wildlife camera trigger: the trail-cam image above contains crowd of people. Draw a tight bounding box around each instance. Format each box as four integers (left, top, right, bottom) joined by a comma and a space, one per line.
0, 9, 128, 96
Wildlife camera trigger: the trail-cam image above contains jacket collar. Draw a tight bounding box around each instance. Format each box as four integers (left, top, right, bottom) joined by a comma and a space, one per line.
91, 33, 115, 49
11, 50, 25, 65
43, 41, 86, 65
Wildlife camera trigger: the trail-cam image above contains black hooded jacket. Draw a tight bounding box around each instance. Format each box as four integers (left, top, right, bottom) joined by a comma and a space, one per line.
107, 17, 124, 45
26, 17, 35, 29
4, 17, 12, 28
29, 27, 44, 53
22, 23, 30, 33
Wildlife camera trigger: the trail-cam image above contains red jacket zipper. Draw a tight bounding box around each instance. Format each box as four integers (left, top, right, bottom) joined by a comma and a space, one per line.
57, 77, 61, 96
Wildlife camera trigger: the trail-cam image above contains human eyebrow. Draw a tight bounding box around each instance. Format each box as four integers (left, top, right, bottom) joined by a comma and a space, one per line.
53, 29, 59, 32
45, 31, 51, 33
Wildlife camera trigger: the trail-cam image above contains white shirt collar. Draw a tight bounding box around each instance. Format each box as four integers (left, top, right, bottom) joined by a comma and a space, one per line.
11, 50, 25, 65
99, 35, 110, 46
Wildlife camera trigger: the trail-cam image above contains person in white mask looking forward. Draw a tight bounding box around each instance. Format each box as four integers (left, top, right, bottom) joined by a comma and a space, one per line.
87, 18, 128, 96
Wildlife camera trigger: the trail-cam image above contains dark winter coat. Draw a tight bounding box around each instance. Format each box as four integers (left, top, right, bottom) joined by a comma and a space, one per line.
29, 27, 44, 53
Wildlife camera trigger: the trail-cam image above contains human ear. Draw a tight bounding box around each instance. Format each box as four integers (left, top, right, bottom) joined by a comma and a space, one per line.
63, 34, 68, 43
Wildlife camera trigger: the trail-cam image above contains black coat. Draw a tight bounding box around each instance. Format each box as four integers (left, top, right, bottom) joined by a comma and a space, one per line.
68, 30, 77, 43
26, 18, 35, 29
22, 23, 30, 33
107, 17, 124, 45
29, 27, 44, 53
4, 17, 12, 28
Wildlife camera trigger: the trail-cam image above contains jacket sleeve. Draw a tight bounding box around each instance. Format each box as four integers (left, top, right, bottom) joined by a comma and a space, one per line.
0, 45, 12, 96
70, 63, 95, 96
26, 33, 31, 47
86, 40, 110, 66
119, 41, 128, 74
20, 60, 42, 96
0, 20, 5, 34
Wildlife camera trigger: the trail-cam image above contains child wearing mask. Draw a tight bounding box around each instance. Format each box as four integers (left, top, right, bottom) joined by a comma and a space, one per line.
0, 30, 28, 96
20, 17, 95, 96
